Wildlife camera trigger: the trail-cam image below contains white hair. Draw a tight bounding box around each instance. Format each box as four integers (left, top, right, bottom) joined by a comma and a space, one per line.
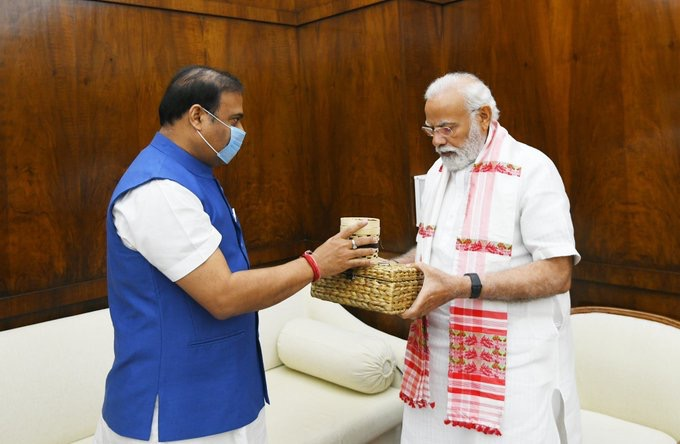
424, 72, 500, 121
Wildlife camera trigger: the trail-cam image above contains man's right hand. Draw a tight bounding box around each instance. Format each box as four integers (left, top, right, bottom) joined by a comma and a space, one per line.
311, 220, 377, 278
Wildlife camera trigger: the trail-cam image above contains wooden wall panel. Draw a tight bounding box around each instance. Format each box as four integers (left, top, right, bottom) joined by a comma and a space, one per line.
442, 0, 574, 166
96, 0, 388, 25
0, 0, 302, 329
2, 0, 678, 332
344, 0, 441, 338
295, 0, 387, 24
209, 15, 307, 264
568, 0, 680, 317
399, 0, 442, 182
573, 0, 680, 269
295, 0, 442, 338
442, 0, 680, 320
4, 1, 84, 295
571, 280, 680, 319
96, 0, 300, 25
298, 1, 414, 253
1, 1, 114, 329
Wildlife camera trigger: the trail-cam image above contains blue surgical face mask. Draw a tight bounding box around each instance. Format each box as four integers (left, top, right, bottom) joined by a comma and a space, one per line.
196, 107, 246, 164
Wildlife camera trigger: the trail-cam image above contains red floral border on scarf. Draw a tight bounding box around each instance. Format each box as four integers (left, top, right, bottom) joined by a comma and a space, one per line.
472, 161, 522, 177
456, 238, 512, 256
450, 329, 507, 380
418, 223, 436, 238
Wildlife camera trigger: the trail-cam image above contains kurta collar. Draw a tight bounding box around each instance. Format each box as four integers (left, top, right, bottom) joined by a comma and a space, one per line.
149, 132, 214, 178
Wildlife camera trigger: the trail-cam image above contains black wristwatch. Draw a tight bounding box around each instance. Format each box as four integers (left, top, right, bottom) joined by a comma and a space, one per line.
464, 273, 483, 299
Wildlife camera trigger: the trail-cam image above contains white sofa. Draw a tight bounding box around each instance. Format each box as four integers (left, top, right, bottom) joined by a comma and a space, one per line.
0, 285, 406, 444
571, 306, 680, 444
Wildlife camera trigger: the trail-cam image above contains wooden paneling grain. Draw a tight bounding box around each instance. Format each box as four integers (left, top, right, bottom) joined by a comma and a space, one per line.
298, 1, 414, 253
0, 279, 108, 331
293, 0, 441, 338
443, 0, 573, 166
93, 0, 389, 25
4, 1, 101, 296
200, 12, 305, 258
296, 0, 387, 24
94, 0, 300, 25
571, 279, 680, 321
2, 0, 679, 332
574, 261, 680, 295
0, 0, 303, 329
440, 0, 680, 320
568, 0, 680, 315
399, 0, 441, 182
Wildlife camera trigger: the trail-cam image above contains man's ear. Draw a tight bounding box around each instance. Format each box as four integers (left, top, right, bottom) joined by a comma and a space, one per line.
188, 104, 204, 129
477, 105, 492, 132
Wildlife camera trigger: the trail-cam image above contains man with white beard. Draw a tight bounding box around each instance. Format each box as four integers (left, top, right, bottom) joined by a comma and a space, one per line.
393, 72, 582, 443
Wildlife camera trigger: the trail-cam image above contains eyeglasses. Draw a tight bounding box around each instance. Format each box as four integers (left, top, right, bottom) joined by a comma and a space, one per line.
421, 125, 455, 137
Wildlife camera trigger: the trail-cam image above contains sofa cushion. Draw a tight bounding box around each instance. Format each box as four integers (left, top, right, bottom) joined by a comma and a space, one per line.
265, 365, 403, 444
277, 318, 396, 394
572, 309, 680, 440
259, 290, 311, 371
581, 410, 676, 444
0, 309, 113, 444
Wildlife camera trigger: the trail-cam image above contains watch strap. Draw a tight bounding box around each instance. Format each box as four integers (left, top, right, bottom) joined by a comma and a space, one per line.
464, 272, 483, 299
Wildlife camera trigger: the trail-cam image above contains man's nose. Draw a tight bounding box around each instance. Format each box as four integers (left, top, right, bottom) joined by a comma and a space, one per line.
432, 132, 446, 147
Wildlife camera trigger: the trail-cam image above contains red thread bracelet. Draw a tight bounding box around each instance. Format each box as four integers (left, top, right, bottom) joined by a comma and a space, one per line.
301, 250, 321, 282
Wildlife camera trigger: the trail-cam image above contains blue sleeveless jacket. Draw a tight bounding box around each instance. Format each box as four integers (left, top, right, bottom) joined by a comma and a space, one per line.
103, 133, 267, 441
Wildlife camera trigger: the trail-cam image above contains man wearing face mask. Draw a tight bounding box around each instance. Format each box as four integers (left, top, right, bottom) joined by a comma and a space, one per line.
96, 65, 376, 443
393, 73, 582, 443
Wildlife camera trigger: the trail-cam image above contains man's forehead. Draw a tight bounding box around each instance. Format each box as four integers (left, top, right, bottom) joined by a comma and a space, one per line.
425, 102, 467, 125
426, 88, 465, 108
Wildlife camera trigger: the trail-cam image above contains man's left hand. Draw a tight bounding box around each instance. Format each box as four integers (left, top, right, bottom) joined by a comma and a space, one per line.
400, 262, 466, 320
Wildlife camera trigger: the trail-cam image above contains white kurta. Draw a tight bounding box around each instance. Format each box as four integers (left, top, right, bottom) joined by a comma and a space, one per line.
95, 179, 267, 443
402, 134, 582, 443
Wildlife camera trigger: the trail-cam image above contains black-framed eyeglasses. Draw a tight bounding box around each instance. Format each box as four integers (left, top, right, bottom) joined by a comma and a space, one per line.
421, 125, 455, 137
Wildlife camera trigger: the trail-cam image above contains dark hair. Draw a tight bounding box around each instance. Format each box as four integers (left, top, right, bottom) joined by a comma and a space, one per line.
158, 65, 244, 126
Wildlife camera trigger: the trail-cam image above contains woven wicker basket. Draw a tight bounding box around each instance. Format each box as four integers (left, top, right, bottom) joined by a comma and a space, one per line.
311, 263, 423, 314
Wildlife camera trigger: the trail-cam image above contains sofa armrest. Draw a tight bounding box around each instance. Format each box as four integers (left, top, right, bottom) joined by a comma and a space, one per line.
571, 307, 680, 441
0, 309, 113, 444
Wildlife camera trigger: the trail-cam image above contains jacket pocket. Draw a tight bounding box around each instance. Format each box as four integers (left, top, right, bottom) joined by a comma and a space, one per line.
188, 330, 244, 347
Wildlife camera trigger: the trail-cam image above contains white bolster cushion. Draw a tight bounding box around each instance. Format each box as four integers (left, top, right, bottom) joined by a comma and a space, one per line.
277, 318, 396, 394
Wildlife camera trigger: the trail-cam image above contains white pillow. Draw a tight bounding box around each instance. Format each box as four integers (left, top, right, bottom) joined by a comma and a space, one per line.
277, 318, 396, 394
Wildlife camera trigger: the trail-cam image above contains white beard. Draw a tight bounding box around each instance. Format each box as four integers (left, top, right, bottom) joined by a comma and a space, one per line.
436, 120, 486, 172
